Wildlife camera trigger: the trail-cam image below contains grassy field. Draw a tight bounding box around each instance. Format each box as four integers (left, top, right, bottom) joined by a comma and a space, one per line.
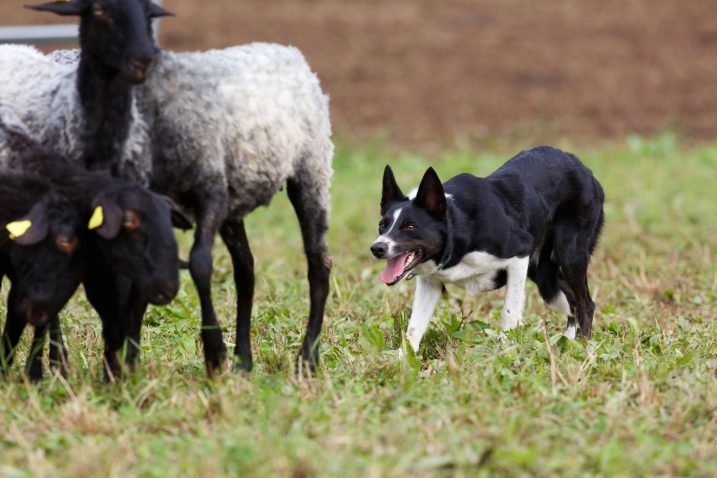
1, 135, 716, 477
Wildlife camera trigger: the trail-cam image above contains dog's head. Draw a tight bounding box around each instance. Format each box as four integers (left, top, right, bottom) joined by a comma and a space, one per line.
370, 165, 447, 285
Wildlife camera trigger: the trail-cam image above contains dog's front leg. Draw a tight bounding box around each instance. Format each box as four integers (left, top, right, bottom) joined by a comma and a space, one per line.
501, 257, 530, 330
404, 276, 443, 354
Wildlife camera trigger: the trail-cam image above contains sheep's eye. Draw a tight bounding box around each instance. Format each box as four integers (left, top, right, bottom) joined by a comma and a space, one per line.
92, 4, 109, 21
55, 235, 76, 254
122, 210, 141, 230
401, 223, 415, 232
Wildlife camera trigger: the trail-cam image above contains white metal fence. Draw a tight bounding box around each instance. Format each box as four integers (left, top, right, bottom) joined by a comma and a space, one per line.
0, 1, 163, 44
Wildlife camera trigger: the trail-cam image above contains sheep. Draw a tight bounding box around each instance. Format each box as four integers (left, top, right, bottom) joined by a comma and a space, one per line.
0, 107, 191, 379
140, 42, 334, 374
2, 0, 334, 374
0, 172, 86, 380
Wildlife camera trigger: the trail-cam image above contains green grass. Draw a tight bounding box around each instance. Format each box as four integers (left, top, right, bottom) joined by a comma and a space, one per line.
1, 135, 717, 477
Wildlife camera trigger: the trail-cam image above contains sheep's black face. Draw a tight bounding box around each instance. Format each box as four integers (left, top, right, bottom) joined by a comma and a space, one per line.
28, 0, 172, 84
89, 184, 190, 305
5, 195, 87, 327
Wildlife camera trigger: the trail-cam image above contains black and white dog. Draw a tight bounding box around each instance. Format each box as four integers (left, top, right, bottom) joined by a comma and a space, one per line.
370, 146, 604, 354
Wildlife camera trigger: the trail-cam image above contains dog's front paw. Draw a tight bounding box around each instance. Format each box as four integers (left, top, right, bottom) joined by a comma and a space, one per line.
500, 312, 524, 330
384, 348, 405, 359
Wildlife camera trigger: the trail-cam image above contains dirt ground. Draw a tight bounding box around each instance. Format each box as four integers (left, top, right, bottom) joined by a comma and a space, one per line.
3, 0, 717, 147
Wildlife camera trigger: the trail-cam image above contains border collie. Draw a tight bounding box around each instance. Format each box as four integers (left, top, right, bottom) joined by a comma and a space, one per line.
370, 146, 604, 354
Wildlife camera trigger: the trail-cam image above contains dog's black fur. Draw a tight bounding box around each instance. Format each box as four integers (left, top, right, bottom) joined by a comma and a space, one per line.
371, 146, 604, 346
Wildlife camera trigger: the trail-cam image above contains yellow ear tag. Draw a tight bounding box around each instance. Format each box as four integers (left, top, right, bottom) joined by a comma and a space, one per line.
88, 206, 104, 230
6, 220, 32, 240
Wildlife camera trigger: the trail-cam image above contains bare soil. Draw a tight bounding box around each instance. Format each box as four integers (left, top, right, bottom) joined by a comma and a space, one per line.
2, 0, 717, 147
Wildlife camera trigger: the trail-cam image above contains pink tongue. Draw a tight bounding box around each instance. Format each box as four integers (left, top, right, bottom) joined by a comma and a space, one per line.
380, 252, 410, 284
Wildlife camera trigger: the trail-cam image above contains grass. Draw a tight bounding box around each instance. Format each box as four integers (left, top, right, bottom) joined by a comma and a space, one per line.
1, 134, 717, 477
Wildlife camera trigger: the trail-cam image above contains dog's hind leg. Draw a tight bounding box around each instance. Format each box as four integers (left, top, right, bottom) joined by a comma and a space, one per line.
553, 227, 595, 339
530, 243, 577, 338
220, 218, 255, 372
287, 169, 332, 372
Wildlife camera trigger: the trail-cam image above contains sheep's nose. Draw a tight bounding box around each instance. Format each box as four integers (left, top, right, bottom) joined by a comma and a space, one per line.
150, 281, 178, 305
370, 242, 388, 259
130, 57, 152, 72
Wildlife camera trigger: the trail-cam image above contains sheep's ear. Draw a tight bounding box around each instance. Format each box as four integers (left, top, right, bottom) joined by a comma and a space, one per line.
415, 167, 447, 221
25, 1, 85, 16
163, 196, 192, 230
89, 195, 123, 239
381, 165, 406, 212
6, 200, 50, 246
149, 2, 174, 18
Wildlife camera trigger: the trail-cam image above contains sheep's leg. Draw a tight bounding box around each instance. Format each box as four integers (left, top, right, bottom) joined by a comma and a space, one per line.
287, 176, 332, 373
190, 212, 227, 376
25, 316, 68, 381
123, 285, 148, 370
1, 287, 25, 374
220, 219, 254, 372
26, 321, 48, 381
48, 318, 69, 377
84, 269, 132, 381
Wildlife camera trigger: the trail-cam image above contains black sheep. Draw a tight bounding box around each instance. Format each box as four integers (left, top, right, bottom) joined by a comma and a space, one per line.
1, 113, 191, 380
0, 173, 86, 379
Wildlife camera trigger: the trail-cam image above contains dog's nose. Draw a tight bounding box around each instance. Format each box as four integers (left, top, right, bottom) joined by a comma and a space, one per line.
370, 242, 387, 258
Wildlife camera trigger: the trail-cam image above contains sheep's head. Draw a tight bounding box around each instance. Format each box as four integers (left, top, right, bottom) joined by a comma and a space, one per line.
86, 182, 191, 306
4, 193, 86, 327
27, 0, 172, 84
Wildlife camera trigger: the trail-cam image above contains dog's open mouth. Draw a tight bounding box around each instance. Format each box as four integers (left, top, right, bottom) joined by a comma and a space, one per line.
379, 249, 423, 285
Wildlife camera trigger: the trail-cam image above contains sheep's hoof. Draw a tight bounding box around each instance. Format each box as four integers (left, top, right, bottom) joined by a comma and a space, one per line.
50, 362, 69, 379
49, 352, 69, 379
233, 354, 253, 373
296, 348, 319, 377
204, 344, 228, 378
102, 358, 123, 383
27, 365, 44, 383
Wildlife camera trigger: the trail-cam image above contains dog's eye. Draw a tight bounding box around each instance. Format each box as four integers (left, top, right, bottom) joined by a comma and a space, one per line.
378, 220, 387, 233
401, 223, 415, 232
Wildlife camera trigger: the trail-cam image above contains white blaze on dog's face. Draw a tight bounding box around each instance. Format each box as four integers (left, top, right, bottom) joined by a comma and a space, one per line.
370, 165, 448, 286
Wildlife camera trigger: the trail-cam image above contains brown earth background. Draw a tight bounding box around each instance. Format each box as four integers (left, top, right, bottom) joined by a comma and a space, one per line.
2, 0, 716, 148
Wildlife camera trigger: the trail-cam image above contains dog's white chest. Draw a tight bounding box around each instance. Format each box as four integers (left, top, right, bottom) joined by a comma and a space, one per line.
416, 251, 517, 294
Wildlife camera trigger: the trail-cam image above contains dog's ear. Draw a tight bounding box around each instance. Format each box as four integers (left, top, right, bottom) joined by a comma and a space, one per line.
415, 167, 446, 220
381, 165, 406, 211
25, 1, 85, 16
